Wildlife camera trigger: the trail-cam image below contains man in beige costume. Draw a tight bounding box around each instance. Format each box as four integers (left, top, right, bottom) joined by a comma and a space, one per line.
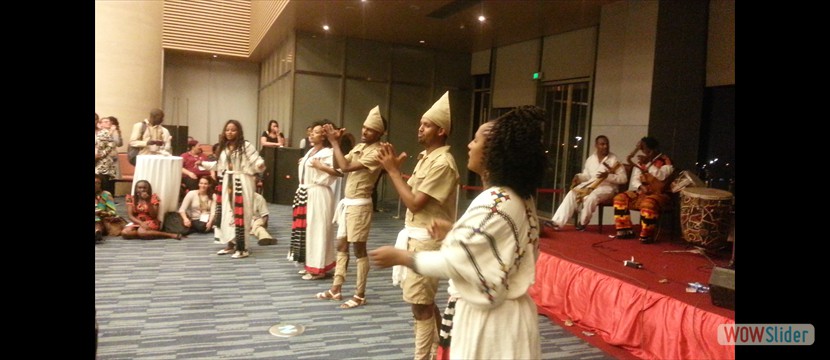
379, 92, 459, 360
129, 108, 172, 156
314, 106, 387, 309
251, 192, 277, 245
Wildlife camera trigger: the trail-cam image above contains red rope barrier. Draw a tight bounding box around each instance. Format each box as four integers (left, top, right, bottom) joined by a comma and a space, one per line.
536, 188, 563, 194
459, 185, 562, 194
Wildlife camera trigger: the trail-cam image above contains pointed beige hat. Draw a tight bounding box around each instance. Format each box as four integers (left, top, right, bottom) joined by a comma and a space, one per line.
363, 105, 385, 133
422, 91, 451, 135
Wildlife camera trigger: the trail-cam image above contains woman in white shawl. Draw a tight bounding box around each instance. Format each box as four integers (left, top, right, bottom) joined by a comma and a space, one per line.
201, 119, 265, 259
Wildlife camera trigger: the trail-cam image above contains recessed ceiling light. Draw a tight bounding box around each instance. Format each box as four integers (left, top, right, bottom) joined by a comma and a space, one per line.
323, 25, 330, 31
419, 40, 425, 44
478, 15, 486, 22
212, 54, 218, 58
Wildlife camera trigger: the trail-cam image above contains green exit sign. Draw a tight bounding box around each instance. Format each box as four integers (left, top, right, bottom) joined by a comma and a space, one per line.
532, 72, 543, 80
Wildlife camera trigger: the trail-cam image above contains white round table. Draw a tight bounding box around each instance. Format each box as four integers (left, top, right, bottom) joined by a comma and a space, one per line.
131, 154, 183, 222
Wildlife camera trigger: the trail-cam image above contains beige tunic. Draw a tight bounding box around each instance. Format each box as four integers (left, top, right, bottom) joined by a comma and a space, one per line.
343, 142, 383, 199
404, 145, 459, 228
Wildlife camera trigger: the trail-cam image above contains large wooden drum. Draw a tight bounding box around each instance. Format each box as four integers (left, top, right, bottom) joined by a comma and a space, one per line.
680, 187, 733, 250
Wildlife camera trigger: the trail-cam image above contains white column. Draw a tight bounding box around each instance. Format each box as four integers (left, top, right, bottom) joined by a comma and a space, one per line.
95, 0, 164, 152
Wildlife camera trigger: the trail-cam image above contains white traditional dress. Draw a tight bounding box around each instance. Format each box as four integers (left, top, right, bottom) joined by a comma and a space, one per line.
551, 152, 627, 227
201, 141, 264, 249
288, 147, 337, 275
413, 186, 541, 359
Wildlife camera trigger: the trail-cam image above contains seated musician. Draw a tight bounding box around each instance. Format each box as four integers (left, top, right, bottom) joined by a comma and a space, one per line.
614, 136, 674, 243
550, 135, 627, 230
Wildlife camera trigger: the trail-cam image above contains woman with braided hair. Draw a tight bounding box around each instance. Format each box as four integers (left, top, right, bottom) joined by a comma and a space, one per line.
370, 105, 547, 359
199, 120, 266, 259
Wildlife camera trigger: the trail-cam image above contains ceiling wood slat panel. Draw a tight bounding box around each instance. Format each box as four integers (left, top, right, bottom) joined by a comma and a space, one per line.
162, 0, 614, 61
251, 0, 289, 53
163, 0, 251, 58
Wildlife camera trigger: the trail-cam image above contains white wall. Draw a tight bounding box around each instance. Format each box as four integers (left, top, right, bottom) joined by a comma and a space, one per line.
162, 53, 260, 147
589, 0, 659, 225
592, 0, 658, 151
471, 49, 491, 75
492, 39, 541, 108
541, 27, 597, 81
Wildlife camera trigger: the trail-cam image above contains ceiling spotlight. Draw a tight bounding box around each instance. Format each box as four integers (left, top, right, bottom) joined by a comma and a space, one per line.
478, 15, 486, 22
323, 25, 330, 31
212, 54, 218, 58
419, 40, 425, 44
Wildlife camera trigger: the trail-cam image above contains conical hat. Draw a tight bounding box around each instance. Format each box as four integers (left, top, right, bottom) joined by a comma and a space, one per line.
363, 105, 385, 133
422, 91, 451, 134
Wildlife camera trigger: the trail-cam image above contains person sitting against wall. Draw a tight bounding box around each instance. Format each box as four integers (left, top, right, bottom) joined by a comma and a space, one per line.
178, 175, 216, 235
95, 174, 117, 243
121, 180, 183, 240
251, 192, 277, 246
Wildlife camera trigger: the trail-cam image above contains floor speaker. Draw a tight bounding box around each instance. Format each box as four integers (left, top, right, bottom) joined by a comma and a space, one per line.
708, 266, 735, 310
260, 147, 279, 203
166, 125, 189, 156
273, 147, 304, 205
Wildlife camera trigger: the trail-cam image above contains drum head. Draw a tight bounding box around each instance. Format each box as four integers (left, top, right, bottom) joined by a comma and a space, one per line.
681, 187, 733, 200
671, 170, 705, 193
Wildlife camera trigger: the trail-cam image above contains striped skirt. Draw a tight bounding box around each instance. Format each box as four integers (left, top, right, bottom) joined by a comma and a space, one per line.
288, 186, 308, 263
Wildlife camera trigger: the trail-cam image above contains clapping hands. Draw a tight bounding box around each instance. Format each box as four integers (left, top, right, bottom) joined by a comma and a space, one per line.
377, 142, 407, 174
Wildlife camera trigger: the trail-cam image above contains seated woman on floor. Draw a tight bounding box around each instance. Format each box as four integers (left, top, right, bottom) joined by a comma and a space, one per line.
95, 174, 117, 243
178, 175, 216, 235
121, 180, 183, 240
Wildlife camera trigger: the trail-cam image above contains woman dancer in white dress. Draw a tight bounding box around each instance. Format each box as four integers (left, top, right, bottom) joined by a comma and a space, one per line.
200, 119, 265, 259
288, 120, 341, 280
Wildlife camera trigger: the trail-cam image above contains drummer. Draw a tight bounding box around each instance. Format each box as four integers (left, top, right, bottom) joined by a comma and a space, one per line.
613, 136, 674, 244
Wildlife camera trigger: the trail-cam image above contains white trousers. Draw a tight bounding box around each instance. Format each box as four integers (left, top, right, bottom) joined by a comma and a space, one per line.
551, 186, 616, 227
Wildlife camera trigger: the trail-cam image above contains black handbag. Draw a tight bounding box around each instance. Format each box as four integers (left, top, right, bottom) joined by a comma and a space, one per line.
162, 212, 187, 234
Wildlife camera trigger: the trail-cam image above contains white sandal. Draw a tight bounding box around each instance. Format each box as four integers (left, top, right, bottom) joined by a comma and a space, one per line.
339, 295, 366, 309
315, 290, 342, 301
302, 273, 326, 280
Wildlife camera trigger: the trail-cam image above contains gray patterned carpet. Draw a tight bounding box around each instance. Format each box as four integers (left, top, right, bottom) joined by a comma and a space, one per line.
95, 198, 613, 359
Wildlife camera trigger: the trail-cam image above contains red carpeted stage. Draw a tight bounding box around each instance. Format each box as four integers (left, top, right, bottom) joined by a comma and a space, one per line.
530, 224, 735, 360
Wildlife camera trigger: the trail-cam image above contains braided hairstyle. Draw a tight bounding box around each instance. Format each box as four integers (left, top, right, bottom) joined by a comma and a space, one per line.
310, 119, 336, 148
483, 105, 547, 199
